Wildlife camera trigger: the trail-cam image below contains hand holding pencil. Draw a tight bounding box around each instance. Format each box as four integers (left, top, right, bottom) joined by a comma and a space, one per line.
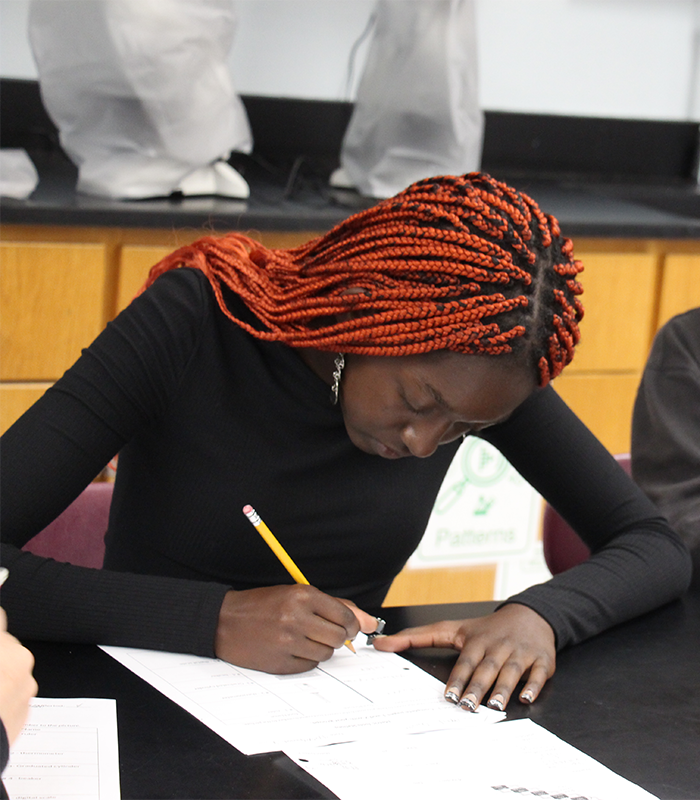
242, 505, 356, 653
210, 507, 379, 674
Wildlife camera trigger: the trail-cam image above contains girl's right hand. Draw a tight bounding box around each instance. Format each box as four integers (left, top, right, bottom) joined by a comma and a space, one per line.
214, 585, 376, 673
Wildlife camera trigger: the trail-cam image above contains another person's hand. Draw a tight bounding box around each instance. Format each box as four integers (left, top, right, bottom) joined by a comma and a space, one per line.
0, 608, 38, 745
214, 585, 379, 673
372, 603, 555, 711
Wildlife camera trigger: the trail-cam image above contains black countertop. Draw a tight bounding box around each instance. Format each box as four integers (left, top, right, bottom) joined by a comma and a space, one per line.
2, 151, 699, 239
1, 151, 351, 233
2, 84, 699, 238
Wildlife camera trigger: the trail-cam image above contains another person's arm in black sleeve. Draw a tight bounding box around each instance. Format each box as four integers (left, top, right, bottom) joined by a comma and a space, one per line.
480, 385, 692, 650
631, 308, 700, 585
0, 269, 230, 655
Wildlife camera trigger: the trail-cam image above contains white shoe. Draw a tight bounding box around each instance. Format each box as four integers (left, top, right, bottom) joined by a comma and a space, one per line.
177, 161, 249, 199
329, 166, 356, 190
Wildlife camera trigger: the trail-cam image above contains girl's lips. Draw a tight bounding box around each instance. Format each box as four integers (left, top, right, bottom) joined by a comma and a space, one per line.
376, 440, 406, 459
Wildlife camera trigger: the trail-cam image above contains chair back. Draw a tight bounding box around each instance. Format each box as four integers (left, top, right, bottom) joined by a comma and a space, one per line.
21, 482, 113, 568
542, 454, 631, 575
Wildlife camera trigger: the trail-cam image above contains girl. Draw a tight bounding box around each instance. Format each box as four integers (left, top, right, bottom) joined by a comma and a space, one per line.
1, 173, 690, 713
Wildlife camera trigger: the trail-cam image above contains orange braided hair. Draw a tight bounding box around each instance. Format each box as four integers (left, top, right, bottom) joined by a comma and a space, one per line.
143, 172, 583, 385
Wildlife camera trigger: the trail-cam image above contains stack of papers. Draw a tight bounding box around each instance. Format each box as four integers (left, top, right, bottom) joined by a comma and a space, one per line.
102, 637, 503, 755
102, 638, 659, 800
286, 719, 660, 800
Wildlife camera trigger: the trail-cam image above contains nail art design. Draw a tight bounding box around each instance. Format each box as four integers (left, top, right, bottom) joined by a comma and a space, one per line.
487, 695, 504, 711
366, 617, 386, 644
459, 694, 477, 712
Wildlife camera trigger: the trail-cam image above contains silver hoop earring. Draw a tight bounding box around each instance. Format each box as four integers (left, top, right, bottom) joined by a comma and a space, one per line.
331, 353, 345, 405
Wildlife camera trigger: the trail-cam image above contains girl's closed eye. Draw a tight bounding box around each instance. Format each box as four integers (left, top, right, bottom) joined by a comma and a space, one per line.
398, 390, 416, 412
400, 392, 430, 415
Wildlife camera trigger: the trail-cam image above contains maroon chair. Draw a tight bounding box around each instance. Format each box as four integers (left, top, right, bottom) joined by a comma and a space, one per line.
22, 482, 113, 568
542, 454, 631, 575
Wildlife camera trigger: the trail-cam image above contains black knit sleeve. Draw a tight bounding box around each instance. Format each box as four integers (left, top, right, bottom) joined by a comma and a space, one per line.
0, 269, 230, 656
479, 385, 692, 649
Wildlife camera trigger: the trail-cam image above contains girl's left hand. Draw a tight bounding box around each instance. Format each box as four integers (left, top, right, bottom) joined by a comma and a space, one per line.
371, 603, 556, 711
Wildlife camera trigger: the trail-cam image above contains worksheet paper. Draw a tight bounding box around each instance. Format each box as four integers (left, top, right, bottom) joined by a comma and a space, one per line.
101, 638, 503, 755
286, 718, 660, 800
2, 697, 121, 800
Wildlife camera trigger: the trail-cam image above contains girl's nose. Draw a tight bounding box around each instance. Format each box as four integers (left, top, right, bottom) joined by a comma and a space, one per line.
401, 420, 446, 458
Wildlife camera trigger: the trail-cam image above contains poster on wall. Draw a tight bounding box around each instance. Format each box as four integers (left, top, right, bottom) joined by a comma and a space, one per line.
409, 437, 550, 598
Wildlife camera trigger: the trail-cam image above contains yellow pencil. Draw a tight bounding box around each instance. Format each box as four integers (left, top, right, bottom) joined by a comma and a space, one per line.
242, 505, 355, 653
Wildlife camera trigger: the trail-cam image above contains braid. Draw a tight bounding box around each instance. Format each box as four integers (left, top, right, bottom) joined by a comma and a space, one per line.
143, 172, 583, 385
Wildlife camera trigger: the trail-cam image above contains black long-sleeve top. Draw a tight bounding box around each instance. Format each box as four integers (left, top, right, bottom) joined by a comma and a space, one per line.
0, 268, 691, 654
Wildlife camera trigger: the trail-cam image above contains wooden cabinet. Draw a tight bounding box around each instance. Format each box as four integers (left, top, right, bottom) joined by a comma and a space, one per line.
2, 226, 699, 445
553, 240, 700, 454
383, 564, 497, 607
551, 241, 661, 456
551, 374, 643, 456
562, 247, 658, 373
117, 245, 171, 312
0, 242, 108, 381
117, 232, 318, 315
0, 226, 323, 433
658, 253, 700, 329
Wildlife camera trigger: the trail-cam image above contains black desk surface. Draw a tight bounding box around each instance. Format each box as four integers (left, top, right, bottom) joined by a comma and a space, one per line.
26, 589, 700, 800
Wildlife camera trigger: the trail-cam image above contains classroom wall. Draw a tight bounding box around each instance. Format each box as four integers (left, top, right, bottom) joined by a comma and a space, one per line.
1, 0, 699, 122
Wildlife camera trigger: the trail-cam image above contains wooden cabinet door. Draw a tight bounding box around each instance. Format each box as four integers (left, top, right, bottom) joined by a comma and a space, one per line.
548, 248, 658, 454
565, 250, 657, 372
117, 246, 172, 314
383, 564, 497, 607
116, 232, 326, 316
658, 254, 700, 329
1, 242, 107, 381
551, 373, 640, 455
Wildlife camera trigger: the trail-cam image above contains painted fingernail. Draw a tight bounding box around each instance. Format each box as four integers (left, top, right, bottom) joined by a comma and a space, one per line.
459, 693, 477, 712
445, 690, 460, 704
487, 694, 504, 711
520, 689, 534, 704
365, 617, 386, 644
